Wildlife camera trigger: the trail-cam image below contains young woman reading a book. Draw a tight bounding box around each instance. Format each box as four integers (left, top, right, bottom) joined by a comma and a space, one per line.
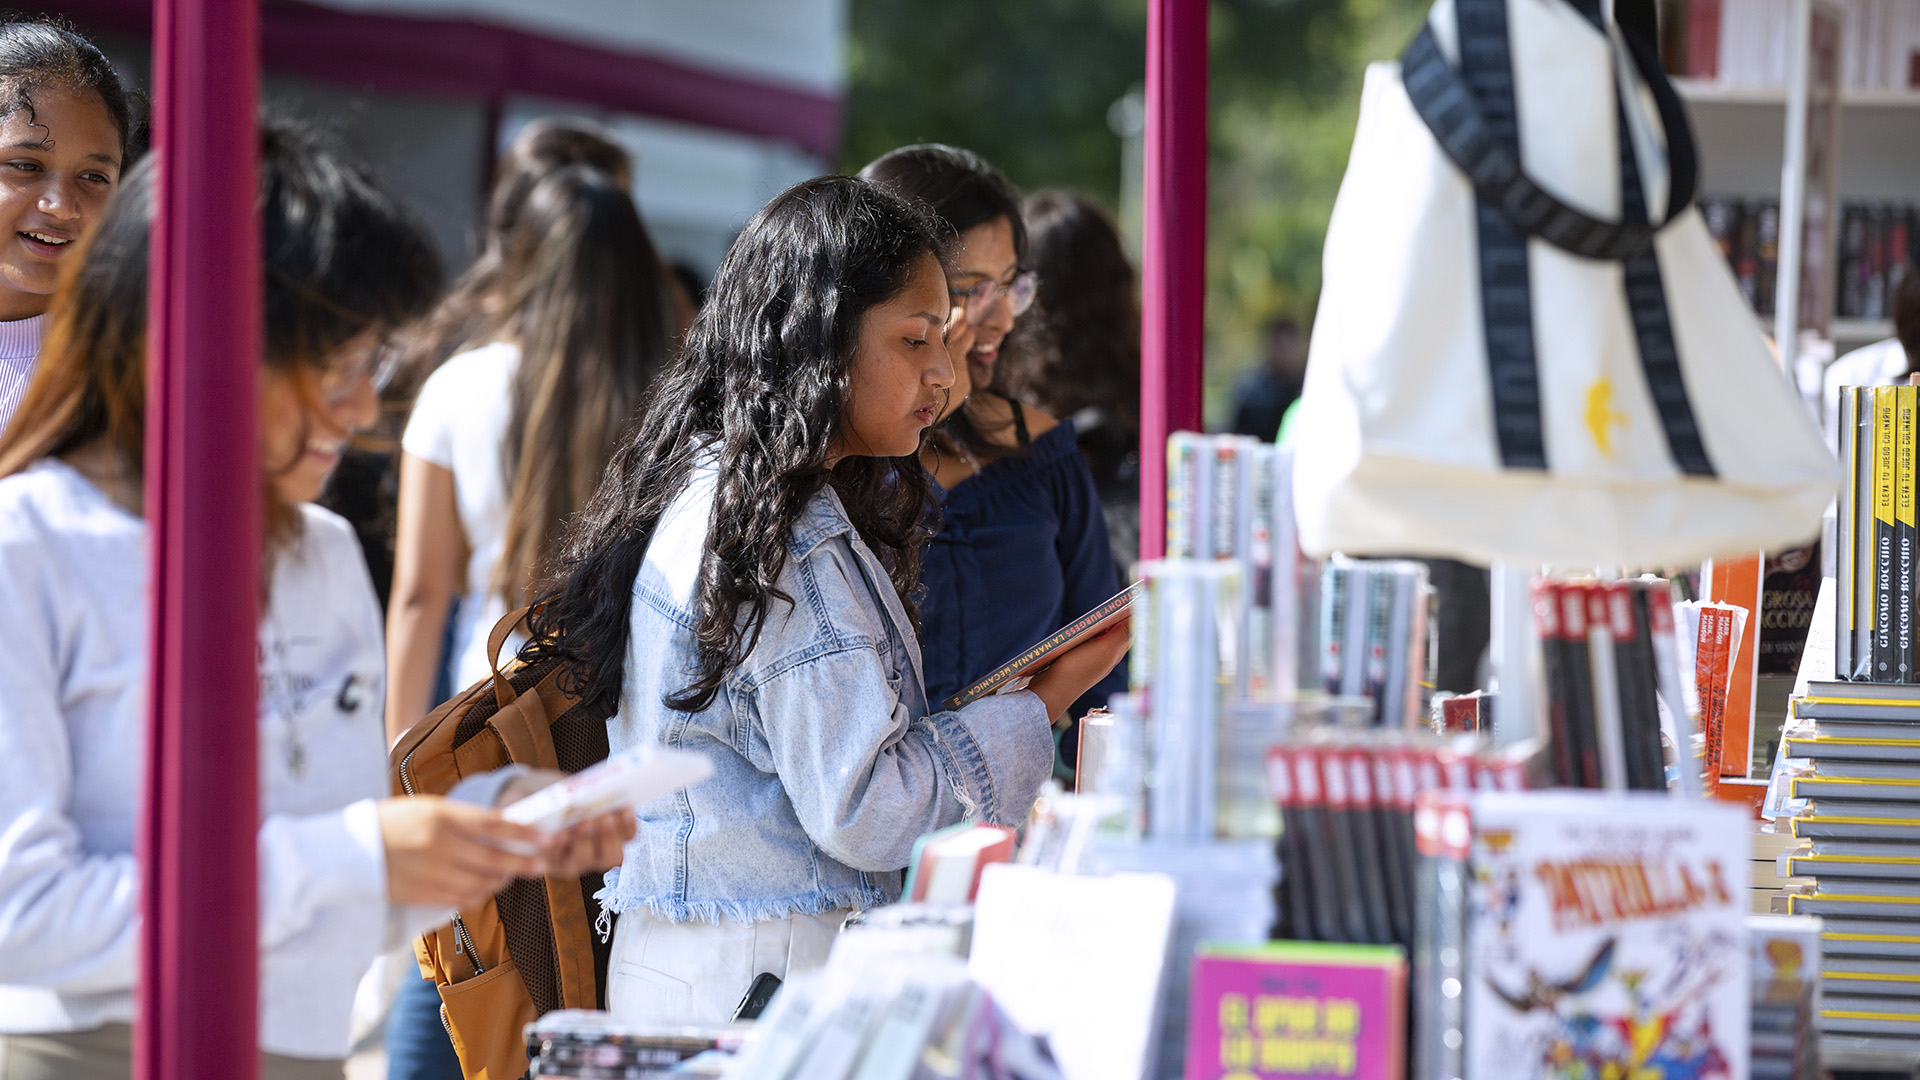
520, 175, 1130, 1026
0, 120, 631, 1080
858, 145, 1128, 759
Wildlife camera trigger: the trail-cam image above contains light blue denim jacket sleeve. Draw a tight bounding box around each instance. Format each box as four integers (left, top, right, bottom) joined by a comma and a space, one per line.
747, 644, 1052, 872
601, 467, 1055, 924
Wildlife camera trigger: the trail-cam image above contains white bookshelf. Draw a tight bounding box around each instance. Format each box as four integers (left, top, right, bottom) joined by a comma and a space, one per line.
1677, 71, 1920, 354
1679, 78, 1920, 199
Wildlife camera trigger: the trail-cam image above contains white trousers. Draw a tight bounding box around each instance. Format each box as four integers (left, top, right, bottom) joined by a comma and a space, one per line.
605, 908, 848, 1027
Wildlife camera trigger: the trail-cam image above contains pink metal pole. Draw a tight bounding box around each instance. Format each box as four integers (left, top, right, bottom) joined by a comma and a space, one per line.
137, 0, 262, 1077
1139, 0, 1208, 562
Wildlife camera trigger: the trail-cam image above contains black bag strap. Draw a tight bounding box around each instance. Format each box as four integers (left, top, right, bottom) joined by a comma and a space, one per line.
1615, 95, 1718, 476
1401, 3, 1699, 262
1458, 0, 1547, 470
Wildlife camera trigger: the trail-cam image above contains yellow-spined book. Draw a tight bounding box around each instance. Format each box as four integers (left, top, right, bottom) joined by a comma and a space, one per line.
1874, 386, 1898, 680
1899, 385, 1917, 681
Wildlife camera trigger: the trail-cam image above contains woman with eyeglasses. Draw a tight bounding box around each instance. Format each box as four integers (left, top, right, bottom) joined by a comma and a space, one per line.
860, 146, 1126, 760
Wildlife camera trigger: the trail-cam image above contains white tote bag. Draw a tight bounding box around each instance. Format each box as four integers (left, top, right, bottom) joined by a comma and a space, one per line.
1292, 0, 1839, 567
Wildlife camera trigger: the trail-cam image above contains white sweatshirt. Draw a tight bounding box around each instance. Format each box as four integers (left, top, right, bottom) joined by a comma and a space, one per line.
0, 313, 44, 431
0, 459, 399, 1059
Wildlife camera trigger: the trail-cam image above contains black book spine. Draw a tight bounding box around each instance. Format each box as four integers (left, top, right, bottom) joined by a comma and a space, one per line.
1627, 584, 1671, 789
1289, 746, 1346, 942
1535, 579, 1579, 786
1341, 746, 1393, 945
1558, 582, 1602, 786
1267, 746, 1315, 940
1371, 747, 1413, 949
1314, 745, 1373, 943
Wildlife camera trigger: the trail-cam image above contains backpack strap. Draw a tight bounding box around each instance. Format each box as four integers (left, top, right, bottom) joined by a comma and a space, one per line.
487, 606, 534, 708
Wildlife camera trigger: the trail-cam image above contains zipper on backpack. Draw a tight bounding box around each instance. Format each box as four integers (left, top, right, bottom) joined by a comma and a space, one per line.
397, 747, 417, 796
451, 914, 484, 974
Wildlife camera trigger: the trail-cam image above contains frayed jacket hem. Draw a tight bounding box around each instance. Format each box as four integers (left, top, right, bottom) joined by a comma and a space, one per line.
594, 882, 891, 926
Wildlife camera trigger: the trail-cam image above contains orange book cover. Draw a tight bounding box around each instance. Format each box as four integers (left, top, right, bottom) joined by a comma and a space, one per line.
1696, 607, 1730, 785
1706, 555, 1763, 777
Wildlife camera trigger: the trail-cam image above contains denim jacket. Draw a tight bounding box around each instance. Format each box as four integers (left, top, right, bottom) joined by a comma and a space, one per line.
600, 464, 1056, 924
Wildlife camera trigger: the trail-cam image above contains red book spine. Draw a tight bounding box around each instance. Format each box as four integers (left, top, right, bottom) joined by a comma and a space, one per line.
1687, 0, 1722, 79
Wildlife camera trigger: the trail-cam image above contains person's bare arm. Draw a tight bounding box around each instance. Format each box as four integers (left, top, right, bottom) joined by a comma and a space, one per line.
386, 453, 467, 744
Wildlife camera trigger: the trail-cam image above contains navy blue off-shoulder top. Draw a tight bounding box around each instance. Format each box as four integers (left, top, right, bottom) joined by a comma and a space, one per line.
918, 419, 1129, 721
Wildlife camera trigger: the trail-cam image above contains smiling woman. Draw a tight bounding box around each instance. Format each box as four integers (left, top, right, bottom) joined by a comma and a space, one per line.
0, 20, 140, 431
860, 145, 1128, 766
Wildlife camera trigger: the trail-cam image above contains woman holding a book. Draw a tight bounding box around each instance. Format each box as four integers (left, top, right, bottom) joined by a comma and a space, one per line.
859, 146, 1128, 759
519, 174, 1130, 1026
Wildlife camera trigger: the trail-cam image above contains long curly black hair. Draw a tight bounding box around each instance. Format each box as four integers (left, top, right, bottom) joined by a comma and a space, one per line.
522, 175, 948, 716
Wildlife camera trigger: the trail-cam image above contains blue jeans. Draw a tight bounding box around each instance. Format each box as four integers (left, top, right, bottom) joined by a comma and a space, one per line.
384, 978, 459, 1080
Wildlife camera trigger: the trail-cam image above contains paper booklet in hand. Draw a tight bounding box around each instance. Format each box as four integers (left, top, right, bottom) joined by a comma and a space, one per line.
942, 582, 1142, 711
502, 744, 713, 834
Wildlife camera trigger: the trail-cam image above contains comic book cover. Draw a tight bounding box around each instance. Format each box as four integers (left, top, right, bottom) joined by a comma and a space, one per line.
1463, 792, 1749, 1080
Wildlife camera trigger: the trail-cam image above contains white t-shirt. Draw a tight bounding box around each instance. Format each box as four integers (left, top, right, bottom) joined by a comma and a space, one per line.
401, 341, 521, 690
1823, 337, 1911, 437
0, 460, 392, 1058
0, 313, 46, 431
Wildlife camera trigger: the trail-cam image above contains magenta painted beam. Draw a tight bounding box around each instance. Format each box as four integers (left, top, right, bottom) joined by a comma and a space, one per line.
49, 0, 844, 158
137, 0, 262, 1077
1139, 0, 1208, 563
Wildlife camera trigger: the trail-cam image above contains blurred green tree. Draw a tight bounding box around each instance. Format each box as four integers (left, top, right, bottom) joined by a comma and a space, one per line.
840, 0, 1423, 424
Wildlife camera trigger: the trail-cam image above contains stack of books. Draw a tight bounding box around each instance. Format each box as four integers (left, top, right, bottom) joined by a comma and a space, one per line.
523, 1012, 742, 1077
1665, 0, 1920, 91
1708, 199, 1920, 321
1834, 385, 1917, 685
1133, 558, 1246, 842
1166, 432, 1304, 699
1701, 197, 1782, 316
1778, 680, 1920, 1058
1748, 915, 1824, 1080
1267, 732, 1525, 950
1532, 577, 1693, 791
1838, 201, 1917, 321
1316, 558, 1432, 729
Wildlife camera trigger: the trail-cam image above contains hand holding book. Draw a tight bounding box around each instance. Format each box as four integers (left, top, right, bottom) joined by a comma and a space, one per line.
1025, 616, 1131, 724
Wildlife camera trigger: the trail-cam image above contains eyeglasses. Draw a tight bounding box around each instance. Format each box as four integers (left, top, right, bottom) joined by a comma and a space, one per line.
317, 335, 386, 406
949, 270, 1038, 326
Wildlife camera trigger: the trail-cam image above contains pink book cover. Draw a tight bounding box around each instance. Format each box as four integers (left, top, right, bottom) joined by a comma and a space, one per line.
1185, 946, 1406, 1080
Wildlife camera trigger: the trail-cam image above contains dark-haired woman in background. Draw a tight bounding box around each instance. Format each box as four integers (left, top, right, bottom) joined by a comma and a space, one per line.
860, 147, 1126, 758
385, 165, 677, 741
321, 117, 647, 610
0, 18, 140, 431
1011, 190, 1142, 577
523, 174, 1129, 1024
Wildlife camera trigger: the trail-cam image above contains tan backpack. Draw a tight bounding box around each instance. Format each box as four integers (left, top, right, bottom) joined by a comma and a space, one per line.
388, 608, 614, 1080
